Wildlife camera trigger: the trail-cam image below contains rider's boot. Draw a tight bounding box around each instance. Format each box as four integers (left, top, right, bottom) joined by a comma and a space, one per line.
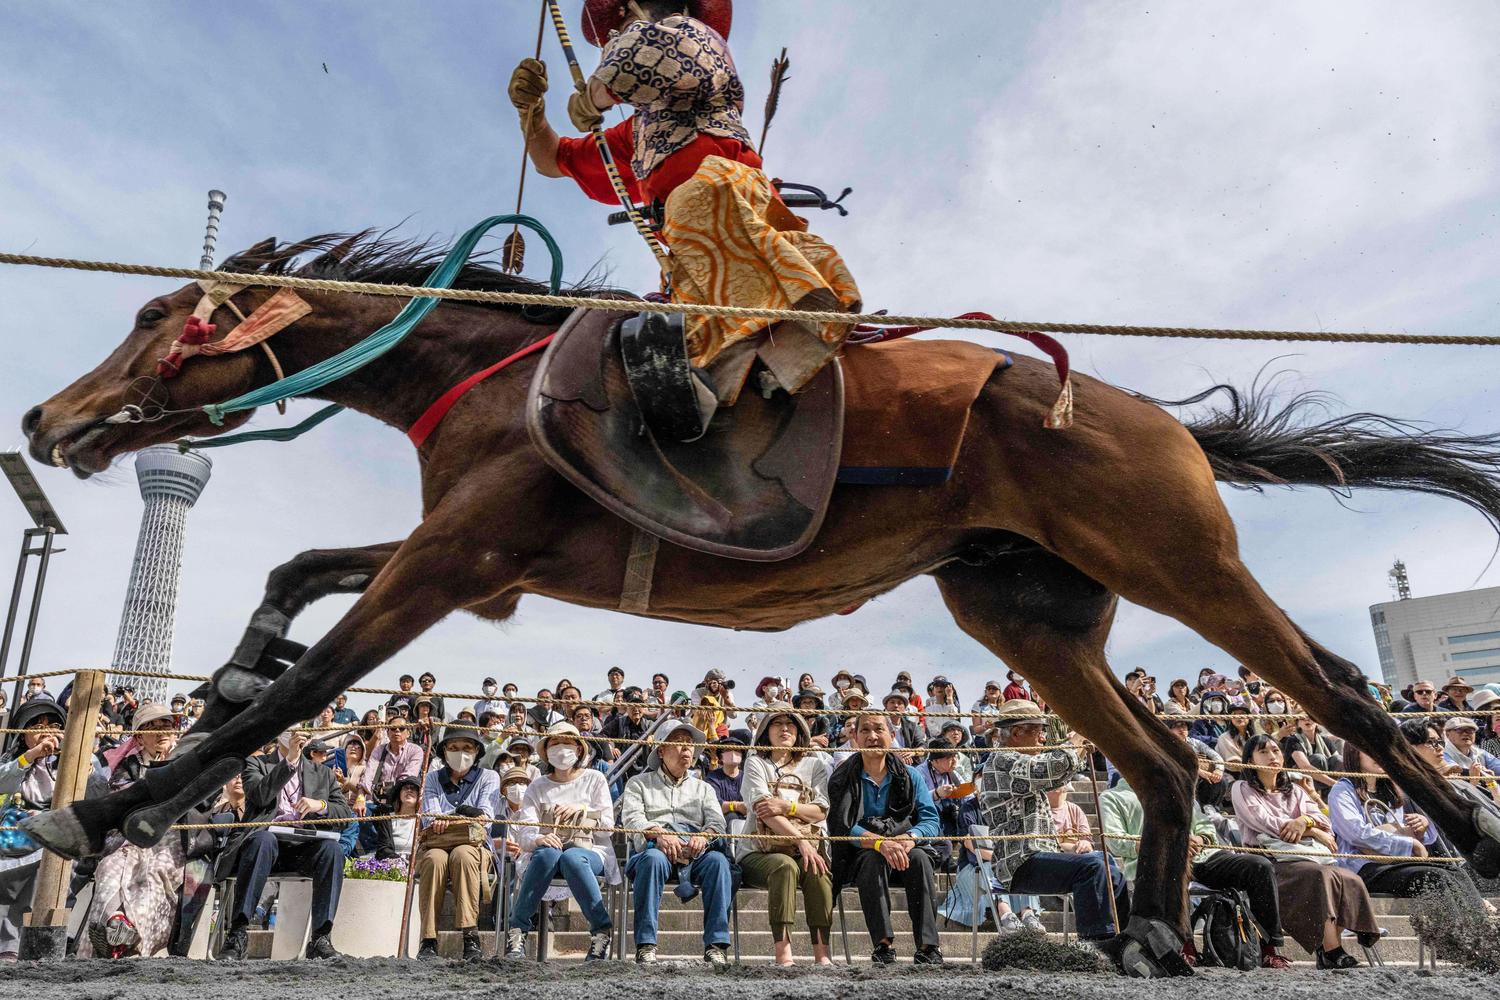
620, 311, 718, 442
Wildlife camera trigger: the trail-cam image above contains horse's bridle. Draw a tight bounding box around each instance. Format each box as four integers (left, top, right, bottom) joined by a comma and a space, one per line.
106, 281, 311, 426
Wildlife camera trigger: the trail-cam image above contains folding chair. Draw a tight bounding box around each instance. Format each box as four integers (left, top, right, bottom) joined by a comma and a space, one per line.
836, 892, 852, 963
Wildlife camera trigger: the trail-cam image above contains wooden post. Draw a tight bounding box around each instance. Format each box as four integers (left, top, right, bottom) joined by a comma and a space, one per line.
396, 742, 431, 957
21, 668, 106, 960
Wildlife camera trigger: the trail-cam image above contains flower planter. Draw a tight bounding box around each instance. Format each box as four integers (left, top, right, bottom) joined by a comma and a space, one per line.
331, 876, 421, 957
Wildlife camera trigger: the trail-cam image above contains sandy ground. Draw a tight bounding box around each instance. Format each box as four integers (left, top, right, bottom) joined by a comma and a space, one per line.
0, 959, 1483, 1000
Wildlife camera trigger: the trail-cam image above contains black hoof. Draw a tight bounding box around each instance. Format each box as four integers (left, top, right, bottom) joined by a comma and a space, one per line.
1116, 917, 1193, 978
19, 806, 96, 861
121, 756, 245, 848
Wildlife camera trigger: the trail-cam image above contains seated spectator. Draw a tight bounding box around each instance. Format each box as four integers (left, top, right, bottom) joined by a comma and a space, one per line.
20, 677, 52, 704
880, 690, 923, 759
619, 722, 732, 965
1215, 704, 1263, 763
1189, 691, 1229, 745
0, 698, 105, 961
1400, 679, 1439, 717
1230, 734, 1379, 968
1468, 689, 1500, 754
504, 700, 529, 732
691, 670, 737, 721
918, 737, 977, 871
704, 738, 746, 823
496, 766, 531, 860
411, 698, 441, 751
1328, 741, 1483, 905
737, 706, 833, 966
1442, 716, 1500, 787
526, 689, 564, 731
794, 687, 833, 747
592, 665, 627, 710
1437, 676, 1476, 714
690, 694, 729, 743
416, 671, 445, 720
830, 712, 943, 964
353, 709, 382, 752
977, 702, 1128, 944
77, 703, 201, 958
473, 677, 507, 720
1002, 671, 1030, 704
646, 672, 672, 714
557, 685, 583, 721
374, 776, 422, 860
936, 721, 977, 783
217, 727, 352, 960
923, 676, 961, 740
748, 676, 789, 732
312, 704, 336, 736
506, 723, 616, 961
571, 704, 616, 766
1046, 785, 1092, 854
1160, 706, 1227, 809
330, 694, 356, 725
416, 730, 500, 961
1281, 716, 1342, 793
505, 734, 541, 781
601, 688, 651, 781
828, 670, 855, 712
357, 718, 422, 817
970, 680, 1004, 741
385, 674, 418, 717
1100, 774, 1291, 969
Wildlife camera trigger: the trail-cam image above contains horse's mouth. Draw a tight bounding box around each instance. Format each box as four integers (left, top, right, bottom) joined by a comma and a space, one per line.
48, 423, 118, 479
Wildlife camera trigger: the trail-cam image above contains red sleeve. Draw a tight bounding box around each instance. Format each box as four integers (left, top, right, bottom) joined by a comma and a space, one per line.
554, 117, 643, 206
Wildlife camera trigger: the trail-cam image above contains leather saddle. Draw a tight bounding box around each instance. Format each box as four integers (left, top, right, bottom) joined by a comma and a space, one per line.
526, 308, 843, 561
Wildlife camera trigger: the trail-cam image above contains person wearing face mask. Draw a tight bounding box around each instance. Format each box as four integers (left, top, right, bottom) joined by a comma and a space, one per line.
415, 732, 501, 961
705, 738, 747, 824
746, 676, 785, 732
506, 722, 618, 961
474, 677, 507, 720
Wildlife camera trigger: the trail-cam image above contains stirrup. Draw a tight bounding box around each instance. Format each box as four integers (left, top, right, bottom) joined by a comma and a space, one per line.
620, 311, 717, 442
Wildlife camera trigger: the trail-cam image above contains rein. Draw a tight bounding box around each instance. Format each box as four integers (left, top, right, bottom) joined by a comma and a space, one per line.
406, 334, 556, 448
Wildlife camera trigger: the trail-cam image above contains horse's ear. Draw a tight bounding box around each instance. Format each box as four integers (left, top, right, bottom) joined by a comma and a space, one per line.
219, 237, 279, 274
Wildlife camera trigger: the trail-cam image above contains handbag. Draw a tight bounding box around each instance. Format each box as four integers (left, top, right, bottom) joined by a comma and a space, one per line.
1260, 836, 1336, 865
541, 803, 600, 851
421, 820, 487, 850
751, 774, 821, 855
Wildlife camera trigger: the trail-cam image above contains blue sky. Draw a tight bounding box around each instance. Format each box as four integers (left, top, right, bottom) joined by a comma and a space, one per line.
2, 1, 1498, 712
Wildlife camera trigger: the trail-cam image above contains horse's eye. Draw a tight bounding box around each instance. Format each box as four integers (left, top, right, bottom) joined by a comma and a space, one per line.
138, 308, 167, 326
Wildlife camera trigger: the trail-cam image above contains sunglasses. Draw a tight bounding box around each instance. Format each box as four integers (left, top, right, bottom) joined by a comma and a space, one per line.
1423, 739, 1445, 750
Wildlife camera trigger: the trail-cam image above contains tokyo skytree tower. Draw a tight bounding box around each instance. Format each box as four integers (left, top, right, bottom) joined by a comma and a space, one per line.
108, 446, 213, 703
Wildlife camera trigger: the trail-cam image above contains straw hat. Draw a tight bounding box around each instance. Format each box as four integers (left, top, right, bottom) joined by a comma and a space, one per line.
992, 699, 1045, 729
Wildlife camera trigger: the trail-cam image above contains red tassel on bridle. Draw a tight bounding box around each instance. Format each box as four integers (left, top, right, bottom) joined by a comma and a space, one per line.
156, 316, 217, 378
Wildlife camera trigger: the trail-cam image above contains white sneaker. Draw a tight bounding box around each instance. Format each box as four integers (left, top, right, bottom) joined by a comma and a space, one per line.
636, 944, 658, 964
703, 944, 729, 967
504, 928, 527, 959
586, 929, 612, 961
998, 912, 1024, 936
1021, 911, 1045, 934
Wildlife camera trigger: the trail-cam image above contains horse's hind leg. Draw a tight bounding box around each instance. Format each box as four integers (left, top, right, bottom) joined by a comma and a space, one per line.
193, 542, 403, 734
934, 552, 1197, 977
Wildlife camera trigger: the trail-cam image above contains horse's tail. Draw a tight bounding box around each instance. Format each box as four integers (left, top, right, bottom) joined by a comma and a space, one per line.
1141, 381, 1500, 533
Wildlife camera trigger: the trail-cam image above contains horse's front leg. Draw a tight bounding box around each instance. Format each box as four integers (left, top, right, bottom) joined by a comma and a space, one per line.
196, 541, 404, 733
26, 508, 526, 858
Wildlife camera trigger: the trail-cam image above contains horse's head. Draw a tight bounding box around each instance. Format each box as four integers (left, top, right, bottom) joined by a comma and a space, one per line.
22, 238, 297, 478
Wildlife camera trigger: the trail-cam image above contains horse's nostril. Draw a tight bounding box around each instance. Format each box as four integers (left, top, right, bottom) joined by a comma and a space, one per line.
21, 406, 43, 439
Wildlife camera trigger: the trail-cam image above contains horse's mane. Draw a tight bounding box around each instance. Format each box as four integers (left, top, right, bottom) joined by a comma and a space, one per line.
218, 230, 617, 324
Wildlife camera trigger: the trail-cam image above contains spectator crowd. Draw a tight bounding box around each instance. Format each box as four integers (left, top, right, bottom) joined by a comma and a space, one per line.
1, 662, 1497, 969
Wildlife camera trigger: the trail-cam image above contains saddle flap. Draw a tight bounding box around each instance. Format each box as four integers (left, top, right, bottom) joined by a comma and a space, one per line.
526, 308, 843, 562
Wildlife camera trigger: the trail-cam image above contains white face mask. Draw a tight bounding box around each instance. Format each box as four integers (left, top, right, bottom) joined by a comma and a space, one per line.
547, 746, 580, 770
445, 749, 476, 773
719, 752, 741, 768
765, 686, 781, 700
505, 784, 527, 805
1266, 701, 1287, 714
483, 684, 497, 696
835, 678, 849, 690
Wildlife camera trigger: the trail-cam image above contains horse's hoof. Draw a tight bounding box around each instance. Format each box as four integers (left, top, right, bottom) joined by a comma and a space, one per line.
1116, 917, 1193, 978
19, 807, 96, 861
122, 756, 245, 848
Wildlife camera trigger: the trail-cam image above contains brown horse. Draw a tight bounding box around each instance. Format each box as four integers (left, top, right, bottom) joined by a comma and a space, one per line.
20, 233, 1500, 973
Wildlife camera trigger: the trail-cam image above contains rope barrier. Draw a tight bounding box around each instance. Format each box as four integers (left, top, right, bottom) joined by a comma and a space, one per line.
13, 666, 1490, 724
0, 812, 1462, 864
3, 251, 1498, 347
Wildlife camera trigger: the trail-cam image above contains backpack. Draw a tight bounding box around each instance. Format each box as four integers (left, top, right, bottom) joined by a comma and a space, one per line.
1190, 888, 1261, 971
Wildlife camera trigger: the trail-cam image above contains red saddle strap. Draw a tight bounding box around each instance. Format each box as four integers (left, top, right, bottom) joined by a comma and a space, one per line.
407, 335, 555, 448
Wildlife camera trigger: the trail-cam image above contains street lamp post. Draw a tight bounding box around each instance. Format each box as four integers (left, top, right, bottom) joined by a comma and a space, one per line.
0, 451, 66, 710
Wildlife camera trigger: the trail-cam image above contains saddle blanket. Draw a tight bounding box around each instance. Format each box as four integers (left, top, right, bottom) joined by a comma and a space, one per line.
836, 338, 1011, 487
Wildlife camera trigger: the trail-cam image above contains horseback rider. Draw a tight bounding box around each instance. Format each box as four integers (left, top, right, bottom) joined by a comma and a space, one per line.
507, 0, 861, 441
